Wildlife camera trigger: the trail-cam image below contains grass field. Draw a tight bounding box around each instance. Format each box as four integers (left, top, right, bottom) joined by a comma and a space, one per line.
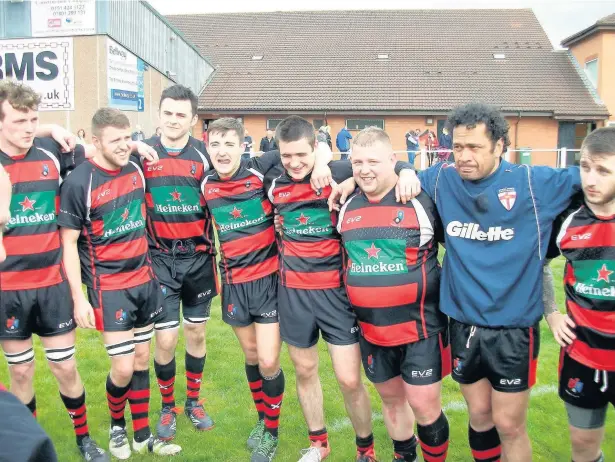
1, 256, 614, 461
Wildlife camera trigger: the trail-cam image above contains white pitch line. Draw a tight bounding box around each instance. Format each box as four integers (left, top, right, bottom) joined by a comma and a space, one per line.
329, 384, 557, 432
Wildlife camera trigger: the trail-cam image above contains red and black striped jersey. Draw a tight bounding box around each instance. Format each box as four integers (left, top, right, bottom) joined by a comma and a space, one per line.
266, 161, 353, 290
556, 204, 615, 371
140, 136, 215, 258
201, 152, 281, 284
337, 189, 446, 347
0, 138, 84, 290
58, 159, 154, 291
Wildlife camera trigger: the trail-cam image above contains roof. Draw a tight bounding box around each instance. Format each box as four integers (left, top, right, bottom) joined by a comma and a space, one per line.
561, 12, 615, 48
167, 9, 609, 118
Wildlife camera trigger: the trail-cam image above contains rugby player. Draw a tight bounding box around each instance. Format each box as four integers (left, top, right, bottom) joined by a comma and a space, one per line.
59, 108, 181, 458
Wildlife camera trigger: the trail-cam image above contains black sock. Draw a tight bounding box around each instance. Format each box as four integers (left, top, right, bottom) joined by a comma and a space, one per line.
185, 352, 205, 404
469, 425, 501, 462
106, 374, 130, 429
26, 395, 37, 417
245, 363, 265, 420
309, 428, 328, 447
154, 358, 176, 408
356, 433, 375, 455
129, 370, 151, 443
261, 369, 284, 438
417, 412, 449, 461
60, 390, 89, 444
393, 435, 418, 461
573, 454, 604, 462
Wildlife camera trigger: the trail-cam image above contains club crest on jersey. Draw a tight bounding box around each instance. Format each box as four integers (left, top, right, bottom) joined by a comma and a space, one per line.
160, 285, 167, 296
132, 175, 137, 186
497, 188, 516, 211
227, 304, 237, 318
245, 180, 251, 189
191, 163, 197, 175
42, 164, 49, 177
393, 210, 404, 225
568, 378, 584, 394
315, 188, 322, 196
453, 358, 463, 374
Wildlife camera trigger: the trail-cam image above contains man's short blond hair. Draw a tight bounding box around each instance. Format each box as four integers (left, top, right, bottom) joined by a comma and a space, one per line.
0, 81, 41, 121
353, 127, 392, 148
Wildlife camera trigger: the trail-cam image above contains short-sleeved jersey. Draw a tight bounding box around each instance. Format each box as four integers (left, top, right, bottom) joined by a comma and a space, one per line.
556, 204, 615, 371
58, 159, 154, 290
419, 160, 581, 328
0, 138, 84, 290
338, 189, 446, 347
201, 153, 282, 284
140, 136, 215, 257
266, 161, 353, 290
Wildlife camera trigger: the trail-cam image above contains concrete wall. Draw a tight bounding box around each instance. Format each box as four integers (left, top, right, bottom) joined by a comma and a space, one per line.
569, 32, 615, 121
38, 35, 172, 142
198, 113, 564, 167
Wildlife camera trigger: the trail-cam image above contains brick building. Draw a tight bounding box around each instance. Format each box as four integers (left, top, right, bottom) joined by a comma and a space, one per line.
169, 9, 610, 166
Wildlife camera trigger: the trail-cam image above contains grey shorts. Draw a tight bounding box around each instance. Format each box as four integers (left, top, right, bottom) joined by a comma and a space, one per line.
564, 401, 608, 430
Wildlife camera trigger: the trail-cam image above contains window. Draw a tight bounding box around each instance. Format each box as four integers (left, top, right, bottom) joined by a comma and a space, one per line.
313, 119, 325, 130
585, 59, 598, 88
346, 119, 385, 130
267, 119, 283, 130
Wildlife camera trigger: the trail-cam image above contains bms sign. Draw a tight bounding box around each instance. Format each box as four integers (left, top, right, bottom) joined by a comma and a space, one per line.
0, 38, 75, 111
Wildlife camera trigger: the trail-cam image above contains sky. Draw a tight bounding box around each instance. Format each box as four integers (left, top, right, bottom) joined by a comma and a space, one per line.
147, 0, 615, 48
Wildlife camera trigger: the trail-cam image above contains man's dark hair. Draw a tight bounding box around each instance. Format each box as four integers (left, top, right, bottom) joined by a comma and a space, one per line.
207, 117, 245, 143
447, 103, 511, 152
275, 116, 315, 146
159, 84, 198, 116
581, 126, 615, 157
92, 108, 130, 137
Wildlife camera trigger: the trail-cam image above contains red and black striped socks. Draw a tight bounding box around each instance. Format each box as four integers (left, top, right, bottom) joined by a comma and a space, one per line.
393, 435, 418, 461
309, 428, 329, 448
106, 375, 130, 429
60, 390, 89, 443
418, 412, 449, 461
154, 358, 176, 408
469, 425, 501, 462
186, 353, 205, 404
356, 433, 375, 457
128, 370, 151, 443
262, 369, 284, 438
245, 363, 265, 420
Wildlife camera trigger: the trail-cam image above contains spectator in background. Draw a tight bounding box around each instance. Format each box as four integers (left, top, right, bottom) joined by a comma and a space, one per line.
260, 129, 278, 152
438, 126, 452, 151
131, 124, 145, 141
324, 125, 333, 150
242, 129, 253, 161
427, 130, 439, 166
76, 129, 87, 145
202, 123, 208, 144
155, 127, 163, 137
336, 125, 353, 160
405, 128, 419, 166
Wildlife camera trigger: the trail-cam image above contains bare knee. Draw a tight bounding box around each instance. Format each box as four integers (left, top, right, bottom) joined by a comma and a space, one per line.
48, 359, 79, 386
570, 428, 602, 459
134, 346, 150, 371
9, 361, 35, 388
155, 330, 179, 355
294, 357, 318, 382
408, 396, 441, 425
112, 361, 135, 386
258, 355, 279, 377
337, 371, 363, 396
493, 414, 526, 440
184, 323, 206, 346
468, 400, 494, 430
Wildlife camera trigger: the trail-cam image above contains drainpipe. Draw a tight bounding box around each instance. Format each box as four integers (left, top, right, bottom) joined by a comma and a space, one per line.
513, 111, 521, 162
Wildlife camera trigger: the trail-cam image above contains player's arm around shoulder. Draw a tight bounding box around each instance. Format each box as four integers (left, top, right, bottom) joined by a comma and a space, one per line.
529, 165, 581, 218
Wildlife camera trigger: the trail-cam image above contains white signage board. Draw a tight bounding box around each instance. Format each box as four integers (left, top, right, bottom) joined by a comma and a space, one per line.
31, 0, 97, 37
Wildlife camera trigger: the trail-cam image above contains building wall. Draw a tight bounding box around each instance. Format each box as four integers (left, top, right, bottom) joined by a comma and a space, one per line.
569, 32, 615, 121
198, 113, 563, 167
38, 35, 172, 141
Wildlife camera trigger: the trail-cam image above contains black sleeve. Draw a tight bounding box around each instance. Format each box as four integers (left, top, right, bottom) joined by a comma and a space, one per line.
394, 160, 414, 174
249, 150, 281, 175
259, 138, 266, 152
0, 390, 58, 462
58, 169, 87, 230
330, 160, 353, 183
34, 137, 86, 177
263, 164, 284, 198
546, 190, 584, 259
